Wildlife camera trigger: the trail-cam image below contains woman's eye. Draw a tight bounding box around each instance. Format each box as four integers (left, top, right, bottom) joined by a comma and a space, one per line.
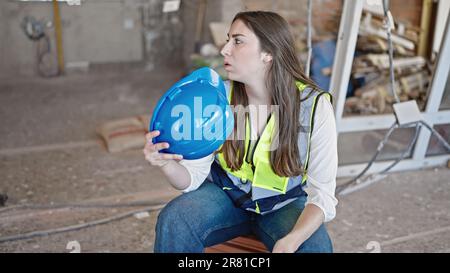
234, 39, 242, 45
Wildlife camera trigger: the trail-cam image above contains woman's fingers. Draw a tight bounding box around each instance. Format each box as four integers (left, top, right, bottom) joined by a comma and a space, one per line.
159, 153, 183, 160
145, 151, 181, 161
144, 131, 169, 153
143, 131, 183, 165
144, 152, 182, 166
143, 134, 182, 166
144, 141, 168, 152
145, 130, 160, 142
153, 142, 169, 151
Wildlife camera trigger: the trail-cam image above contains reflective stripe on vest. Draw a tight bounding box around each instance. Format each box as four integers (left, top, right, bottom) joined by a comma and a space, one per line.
216, 81, 331, 212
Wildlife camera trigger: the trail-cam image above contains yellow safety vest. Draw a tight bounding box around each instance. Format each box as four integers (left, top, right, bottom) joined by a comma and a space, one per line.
216, 81, 332, 200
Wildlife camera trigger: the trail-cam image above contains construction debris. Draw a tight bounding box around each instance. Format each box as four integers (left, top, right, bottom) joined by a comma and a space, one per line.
344, 10, 432, 115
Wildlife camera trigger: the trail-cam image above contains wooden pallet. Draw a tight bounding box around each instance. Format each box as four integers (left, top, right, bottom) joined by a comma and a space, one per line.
204, 235, 269, 253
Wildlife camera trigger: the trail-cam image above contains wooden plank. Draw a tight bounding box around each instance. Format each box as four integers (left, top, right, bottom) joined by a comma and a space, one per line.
359, 18, 416, 50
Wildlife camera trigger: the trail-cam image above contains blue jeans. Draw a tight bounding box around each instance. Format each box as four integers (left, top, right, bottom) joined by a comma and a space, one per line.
154, 182, 333, 253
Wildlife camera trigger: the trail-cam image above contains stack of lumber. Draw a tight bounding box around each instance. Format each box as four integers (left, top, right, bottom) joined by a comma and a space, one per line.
344, 11, 431, 115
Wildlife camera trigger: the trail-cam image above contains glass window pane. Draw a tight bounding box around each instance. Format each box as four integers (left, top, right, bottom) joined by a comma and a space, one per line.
439, 69, 450, 110
426, 124, 450, 156
338, 128, 417, 165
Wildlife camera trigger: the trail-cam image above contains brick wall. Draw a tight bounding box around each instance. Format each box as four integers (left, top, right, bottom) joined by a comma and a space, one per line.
241, 0, 343, 36
390, 0, 423, 27
241, 0, 423, 32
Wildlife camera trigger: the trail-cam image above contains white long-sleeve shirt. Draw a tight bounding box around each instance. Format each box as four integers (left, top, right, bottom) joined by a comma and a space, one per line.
178, 95, 338, 222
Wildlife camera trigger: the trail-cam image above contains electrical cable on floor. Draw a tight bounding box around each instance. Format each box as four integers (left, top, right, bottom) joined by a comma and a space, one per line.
0, 204, 166, 244
0, 201, 167, 214
336, 122, 398, 191
420, 120, 450, 151
337, 121, 449, 196
338, 122, 421, 195
377, 124, 422, 174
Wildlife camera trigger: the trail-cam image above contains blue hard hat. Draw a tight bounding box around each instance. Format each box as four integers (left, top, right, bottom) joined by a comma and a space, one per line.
149, 67, 234, 159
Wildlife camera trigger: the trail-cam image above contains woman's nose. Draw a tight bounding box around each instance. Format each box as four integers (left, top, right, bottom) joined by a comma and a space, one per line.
220, 42, 231, 57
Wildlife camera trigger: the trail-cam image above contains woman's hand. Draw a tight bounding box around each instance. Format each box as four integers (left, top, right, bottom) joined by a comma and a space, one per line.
143, 130, 183, 167
272, 233, 301, 253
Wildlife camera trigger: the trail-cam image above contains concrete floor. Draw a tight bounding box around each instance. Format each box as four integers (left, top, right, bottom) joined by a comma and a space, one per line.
0, 67, 449, 253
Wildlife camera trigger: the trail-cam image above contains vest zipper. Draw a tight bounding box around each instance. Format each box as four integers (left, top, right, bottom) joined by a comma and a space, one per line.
250, 136, 262, 168
245, 114, 252, 165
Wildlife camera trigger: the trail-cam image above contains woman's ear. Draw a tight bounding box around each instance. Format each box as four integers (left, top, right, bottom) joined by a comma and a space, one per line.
262, 52, 273, 63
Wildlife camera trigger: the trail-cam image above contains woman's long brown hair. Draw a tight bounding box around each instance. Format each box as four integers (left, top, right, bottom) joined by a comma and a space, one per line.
221, 11, 321, 177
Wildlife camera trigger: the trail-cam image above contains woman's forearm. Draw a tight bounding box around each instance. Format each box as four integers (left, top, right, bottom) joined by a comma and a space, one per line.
160, 161, 191, 190
272, 203, 324, 252
289, 203, 325, 247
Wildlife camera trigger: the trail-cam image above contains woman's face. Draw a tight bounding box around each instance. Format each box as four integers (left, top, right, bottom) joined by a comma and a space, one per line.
221, 19, 270, 83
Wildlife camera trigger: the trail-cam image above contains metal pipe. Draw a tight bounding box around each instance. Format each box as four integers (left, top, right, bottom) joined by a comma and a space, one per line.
52, 0, 64, 75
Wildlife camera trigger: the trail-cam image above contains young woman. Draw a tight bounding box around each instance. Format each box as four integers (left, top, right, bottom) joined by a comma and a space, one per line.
143, 11, 338, 253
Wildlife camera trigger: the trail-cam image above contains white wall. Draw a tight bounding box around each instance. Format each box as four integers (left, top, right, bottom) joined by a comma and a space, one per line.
0, 0, 143, 76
